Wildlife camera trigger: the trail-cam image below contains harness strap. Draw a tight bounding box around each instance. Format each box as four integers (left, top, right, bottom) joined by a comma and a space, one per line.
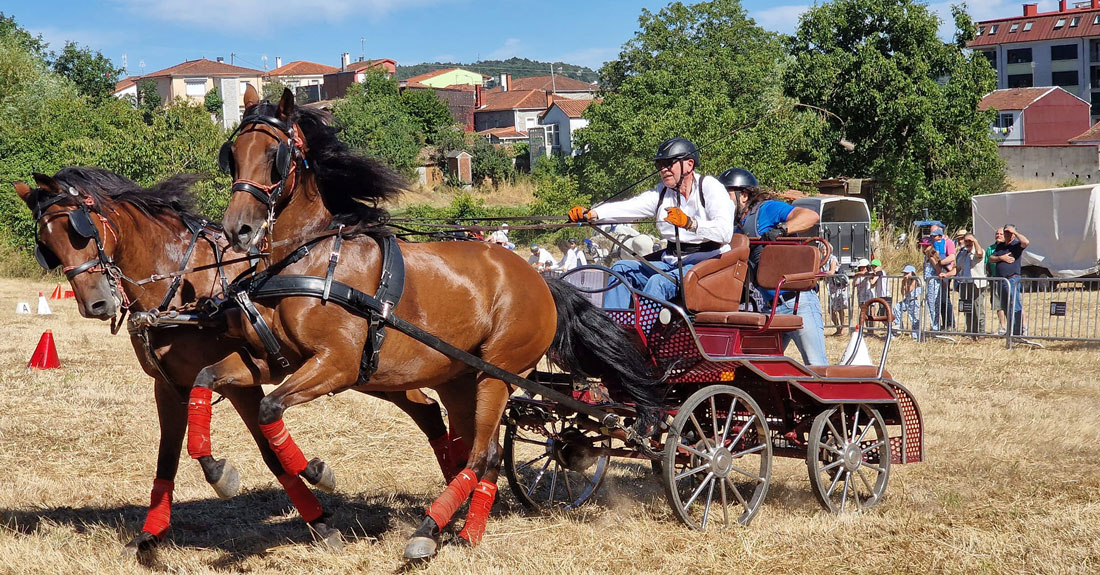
365, 235, 404, 376
233, 289, 290, 369
159, 223, 206, 311
322, 226, 344, 302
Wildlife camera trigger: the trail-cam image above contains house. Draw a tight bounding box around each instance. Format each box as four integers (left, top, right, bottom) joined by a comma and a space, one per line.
402, 67, 489, 89
969, 1, 1100, 122
113, 76, 139, 99
323, 54, 398, 99
474, 89, 548, 134
477, 127, 529, 144
402, 84, 481, 132
265, 58, 340, 102
533, 98, 596, 156
136, 58, 265, 128
978, 87, 1090, 145
489, 74, 597, 99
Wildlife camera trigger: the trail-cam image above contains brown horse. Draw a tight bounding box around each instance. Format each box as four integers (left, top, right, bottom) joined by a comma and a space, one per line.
14, 167, 455, 554
204, 86, 661, 560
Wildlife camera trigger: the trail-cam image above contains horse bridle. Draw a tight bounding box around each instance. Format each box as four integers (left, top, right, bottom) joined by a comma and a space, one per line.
219, 103, 304, 240
32, 188, 133, 332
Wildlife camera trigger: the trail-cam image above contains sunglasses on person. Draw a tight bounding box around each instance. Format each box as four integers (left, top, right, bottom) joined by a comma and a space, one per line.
655, 159, 679, 170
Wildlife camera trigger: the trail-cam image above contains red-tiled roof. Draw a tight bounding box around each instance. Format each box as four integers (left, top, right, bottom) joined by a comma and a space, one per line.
143, 58, 263, 78
266, 60, 340, 77
345, 58, 396, 72
405, 67, 490, 84
546, 98, 596, 118
1069, 121, 1100, 143
970, 5, 1100, 48
478, 127, 528, 140
479, 89, 547, 111
978, 87, 1057, 111
508, 75, 596, 92
113, 76, 138, 93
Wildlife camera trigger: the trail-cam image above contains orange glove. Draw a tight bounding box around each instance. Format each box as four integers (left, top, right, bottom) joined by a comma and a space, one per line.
567, 206, 590, 222
664, 207, 693, 229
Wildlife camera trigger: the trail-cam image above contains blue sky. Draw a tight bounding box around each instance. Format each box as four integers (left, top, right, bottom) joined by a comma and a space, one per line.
3, 0, 1061, 76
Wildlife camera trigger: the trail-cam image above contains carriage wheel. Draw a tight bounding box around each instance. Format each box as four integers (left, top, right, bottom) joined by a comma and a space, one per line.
806, 404, 891, 513
502, 412, 610, 511
662, 385, 771, 530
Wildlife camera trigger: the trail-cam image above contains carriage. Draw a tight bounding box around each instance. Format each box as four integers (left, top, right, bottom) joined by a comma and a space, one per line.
501, 235, 923, 528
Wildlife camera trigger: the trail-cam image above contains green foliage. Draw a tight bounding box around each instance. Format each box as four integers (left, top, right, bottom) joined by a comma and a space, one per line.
136, 79, 161, 123
471, 138, 515, 185
400, 88, 457, 145
0, 12, 48, 61
50, 41, 122, 103
1059, 176, 1084, 188
332, 76, 421, 175
262, 78, 290, 102
784, 0, 1006, 225
204, 87, 224, 118
397, 57, 597, 83
574, 0, 829, 203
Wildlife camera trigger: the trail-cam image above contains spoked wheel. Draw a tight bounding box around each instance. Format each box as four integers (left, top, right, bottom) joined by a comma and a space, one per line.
502, 407, 610, 511
806, 404, 891, 513
662, 385, 771, 530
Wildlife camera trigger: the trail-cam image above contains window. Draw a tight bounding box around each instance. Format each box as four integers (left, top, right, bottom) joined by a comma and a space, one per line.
1007, 73, 1033, 88
1007, 48, 1032, 63
989, 24, 999, 35
184, 80, 205, 97
982, 50, 997, 69
1091, 91, 1100, 114
1010, 23, 1019, 33
997, 114, 1015, 129
525, 116, 536, 129
1054, 18, 1066, 29
1053, 70, 1079, 87
1051, 44, 1078, 60
1094, 15, 1100, 25
978, 26, 986, 35
1071, 17, 1080, 27
1024, 21, 1034, 31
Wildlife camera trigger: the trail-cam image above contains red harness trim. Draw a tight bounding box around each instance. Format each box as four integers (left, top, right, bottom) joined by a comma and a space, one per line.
259, 419, 309, 476
426, 468, 478, 528
186, 387, 213, 459
277, 473, 323, 522
141, 478, 174, 537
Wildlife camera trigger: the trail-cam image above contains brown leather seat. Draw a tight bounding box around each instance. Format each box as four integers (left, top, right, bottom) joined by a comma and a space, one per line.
682, 234, 749, 313
806, 365, 891, 379
754, 243, 822, 292
694, 311, 803, 330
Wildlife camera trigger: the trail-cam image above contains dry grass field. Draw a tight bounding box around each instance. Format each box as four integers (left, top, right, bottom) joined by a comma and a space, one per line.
1, 275, 1099, 575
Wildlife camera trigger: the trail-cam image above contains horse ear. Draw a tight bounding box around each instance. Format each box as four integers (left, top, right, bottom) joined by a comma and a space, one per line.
243, 84, 260, 110
13, 182, 33, 202
278, 87, 295, 119
32, 173, 60, 193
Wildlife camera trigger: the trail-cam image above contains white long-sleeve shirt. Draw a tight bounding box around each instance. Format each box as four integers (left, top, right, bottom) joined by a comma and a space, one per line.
528, 248, 555, 268
555, 246, 588, 271
595, 174, 735, 264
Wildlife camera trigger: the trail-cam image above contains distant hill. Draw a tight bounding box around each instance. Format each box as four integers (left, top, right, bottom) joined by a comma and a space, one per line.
396, 57, 599, 84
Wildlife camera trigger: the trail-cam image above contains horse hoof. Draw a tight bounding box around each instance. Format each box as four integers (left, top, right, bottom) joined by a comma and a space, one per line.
403, 536, 438, 562
304, 458, 336, 493
121, 531, 159, 558
313, 525, 344, 553
210, 459, 241, 499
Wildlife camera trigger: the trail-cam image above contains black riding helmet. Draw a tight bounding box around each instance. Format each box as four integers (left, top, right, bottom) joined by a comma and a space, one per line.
717, 168, 758, 190
653, 137, 699, 166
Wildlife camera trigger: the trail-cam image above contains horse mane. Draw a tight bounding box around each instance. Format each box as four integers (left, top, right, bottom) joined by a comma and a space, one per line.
51, 166, 206, 220
285, 105, 406, 228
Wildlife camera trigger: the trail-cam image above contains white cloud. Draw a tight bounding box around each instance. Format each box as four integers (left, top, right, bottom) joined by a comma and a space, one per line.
751, 4, 810, 35
113, 0, 454, 32
488, 38, 523, 60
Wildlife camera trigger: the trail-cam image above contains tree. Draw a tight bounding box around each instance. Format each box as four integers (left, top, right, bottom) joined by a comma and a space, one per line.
204, 87, 224, 118
784, 0, 1005, 224
573, 0, 829, 203
400, 88, 457, 145
262, 78, 290, 102
50, 41, 123, 103
470, 137, 515, 185
0, 12, 48, 61
332, 74, 421, 175
136, 79, 161, 123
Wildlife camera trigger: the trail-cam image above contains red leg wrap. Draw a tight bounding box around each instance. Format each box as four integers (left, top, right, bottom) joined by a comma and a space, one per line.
429, 433, 456, 482
259, 419, 309, 476
277, 473, 323, 523
186, 387, 213, 459
457, 480, 497, 546
426, 468, 477, 528
141, 478, 173, 537
449, 435, 469, 470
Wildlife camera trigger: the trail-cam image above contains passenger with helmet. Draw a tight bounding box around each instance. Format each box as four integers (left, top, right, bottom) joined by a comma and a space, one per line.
720, 167, 827, 365
568, 138, 735, 308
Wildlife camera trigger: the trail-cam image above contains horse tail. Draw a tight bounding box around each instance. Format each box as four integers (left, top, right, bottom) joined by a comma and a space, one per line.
544, 278, 664, 424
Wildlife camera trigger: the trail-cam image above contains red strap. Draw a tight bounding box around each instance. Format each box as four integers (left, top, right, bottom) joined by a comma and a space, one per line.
259, 419, 309, 476
277, 474, 323, 523
186, 387, 213, 459
429, 433, 456, 482
426, 469, 478, 528
457, 480, 497, 546
141, 478, 173, 537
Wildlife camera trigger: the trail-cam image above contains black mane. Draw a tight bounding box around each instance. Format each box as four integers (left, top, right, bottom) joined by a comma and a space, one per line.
284, 105, 406, 226
48, 166, 204, 218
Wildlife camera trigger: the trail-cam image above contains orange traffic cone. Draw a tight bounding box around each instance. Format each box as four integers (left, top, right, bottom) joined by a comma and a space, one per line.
27, 330, 61, 370
50, 284, 64, 300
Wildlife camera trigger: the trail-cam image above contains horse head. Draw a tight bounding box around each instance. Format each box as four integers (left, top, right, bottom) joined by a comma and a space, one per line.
15, 173, 121, 319
221, 85, 307, 252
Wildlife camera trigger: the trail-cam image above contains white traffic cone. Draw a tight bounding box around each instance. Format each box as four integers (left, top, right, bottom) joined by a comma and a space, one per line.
839, 325, 873, 366
36, 292, 52, 315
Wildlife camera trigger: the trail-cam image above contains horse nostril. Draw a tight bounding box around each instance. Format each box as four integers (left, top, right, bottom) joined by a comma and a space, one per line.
90, 300, 108, 314
238, 224, 253, 239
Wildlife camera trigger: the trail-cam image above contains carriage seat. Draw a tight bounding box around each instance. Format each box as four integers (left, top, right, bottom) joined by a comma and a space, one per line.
754, 242, 822, 292
694, 310, 802, 330
682, 234, 750, 313
806, 365, 891, 380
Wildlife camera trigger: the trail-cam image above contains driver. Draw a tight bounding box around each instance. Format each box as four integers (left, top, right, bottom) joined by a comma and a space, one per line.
567, 138, 734, 308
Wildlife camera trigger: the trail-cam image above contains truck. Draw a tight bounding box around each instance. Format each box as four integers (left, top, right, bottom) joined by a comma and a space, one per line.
971, 185, 1100, 278
791, 195, 873, 269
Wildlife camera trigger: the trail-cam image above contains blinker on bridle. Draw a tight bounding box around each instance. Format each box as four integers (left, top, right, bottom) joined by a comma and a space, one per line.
219, 103, 304, 217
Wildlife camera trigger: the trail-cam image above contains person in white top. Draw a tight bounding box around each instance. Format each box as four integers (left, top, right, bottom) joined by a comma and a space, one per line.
488, 223, 513, 250
953, 228, 987, 335
554, 238, 588, 271
527, 243, 556, 271
567, 137, 735, 308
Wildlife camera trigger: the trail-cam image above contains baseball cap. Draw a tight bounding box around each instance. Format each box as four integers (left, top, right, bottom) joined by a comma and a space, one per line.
530, 243, 539, 249
902, 265, 917, 274
568, 238, 577, 244
870, 258, 882, 267
919, 237, 933, 246
856, 258, 870, 268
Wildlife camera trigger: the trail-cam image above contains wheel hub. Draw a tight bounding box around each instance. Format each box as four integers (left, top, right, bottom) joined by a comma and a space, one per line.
842, 443, 862, 472
710, 447, 734, 478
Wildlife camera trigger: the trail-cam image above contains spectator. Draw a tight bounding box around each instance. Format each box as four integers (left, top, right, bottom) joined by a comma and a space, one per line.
853, 258, 873, 315
555, 238, 588, 271
954, 228, 987, 337
921, 240, 949, 331
989, 225, 1030, 336
528, 243, 556, 272
488, 223, 514, 250
930, 225, 956, 330
985, 235, 1007, 334
892, 265, 922, 339
822, 249, 848, 336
